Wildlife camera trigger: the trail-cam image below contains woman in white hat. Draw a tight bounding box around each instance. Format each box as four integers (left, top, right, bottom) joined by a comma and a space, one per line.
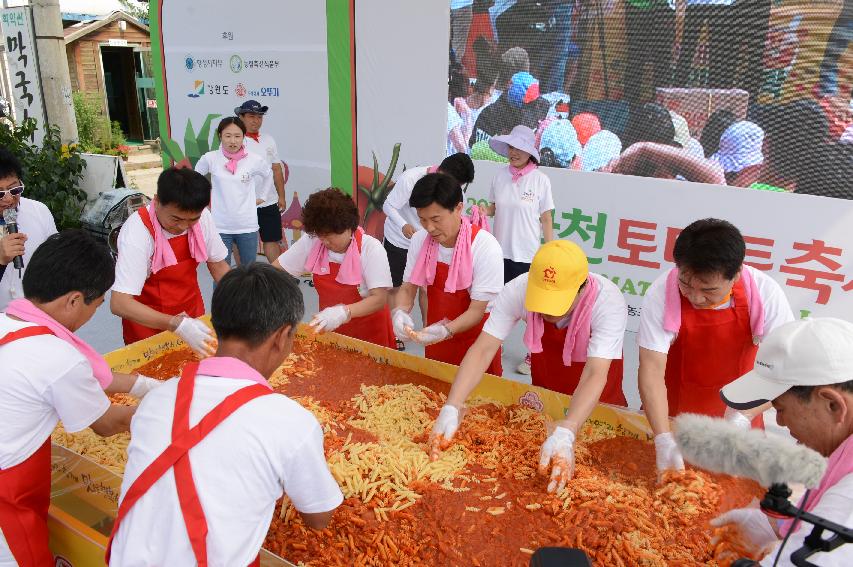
483, 124, 554, 374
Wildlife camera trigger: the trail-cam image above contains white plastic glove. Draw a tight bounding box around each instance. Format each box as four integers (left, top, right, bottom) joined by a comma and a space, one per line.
724, 406, 753, 430
429, 404, 463, 461
710, 504, 779, 556
392, 308, 415, 341
309, 305, 350, 333
654, 432, 685, 476
129, 375, 161, 399
409, 321, 451, 345
175, 316, 217, 358
539, 426, 576, 493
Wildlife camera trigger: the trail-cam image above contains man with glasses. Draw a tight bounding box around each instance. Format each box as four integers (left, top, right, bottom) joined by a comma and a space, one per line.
0, 148, 56, 310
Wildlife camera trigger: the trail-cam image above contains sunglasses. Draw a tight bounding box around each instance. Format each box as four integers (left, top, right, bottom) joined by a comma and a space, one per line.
0, 184, 24, 199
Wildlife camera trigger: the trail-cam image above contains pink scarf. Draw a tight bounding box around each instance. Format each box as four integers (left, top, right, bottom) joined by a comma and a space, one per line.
663, 267, 765, 337
467, 205, 491, 232
781, 434, 853, 536
147, 203, 208, 274
221, 145, 248, 174
427, 165, 439, 174
409, 217, 474, 293
5, 299, 113, 388
509, 161, 537, 183
196, 356, 271, 389
523, 276, 599, 367
304, 228, 363, 286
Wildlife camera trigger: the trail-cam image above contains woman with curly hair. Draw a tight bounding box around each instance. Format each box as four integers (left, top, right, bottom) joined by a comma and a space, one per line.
273, 188, 396, 348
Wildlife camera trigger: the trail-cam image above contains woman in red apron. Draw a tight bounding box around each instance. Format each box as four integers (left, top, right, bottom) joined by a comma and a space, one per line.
111, 169, 231, 355
392, 173, 505, 373
429, 241, 628, 494
274, 188, 396, 348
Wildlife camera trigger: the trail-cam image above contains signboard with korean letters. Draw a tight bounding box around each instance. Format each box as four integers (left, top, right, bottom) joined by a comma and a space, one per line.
1, 6, 46, 144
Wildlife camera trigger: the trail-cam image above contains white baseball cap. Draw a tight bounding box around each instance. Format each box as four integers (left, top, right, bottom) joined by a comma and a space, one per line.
721, 318, 853, 410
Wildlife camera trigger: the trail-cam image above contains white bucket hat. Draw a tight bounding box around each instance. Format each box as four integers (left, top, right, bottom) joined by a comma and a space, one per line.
489, 125, 540, 163
712, 121, 765, 173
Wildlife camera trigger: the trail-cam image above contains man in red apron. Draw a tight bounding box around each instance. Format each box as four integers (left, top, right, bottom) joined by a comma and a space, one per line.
107, 264, 342, 566
716, 317, 853, 566
111, 168, 230, 355
638, 218, 794, 477
429, 240, 628, 493
0, 230, 156, 567
273, 188, 396, 348
392, 172, 504, 372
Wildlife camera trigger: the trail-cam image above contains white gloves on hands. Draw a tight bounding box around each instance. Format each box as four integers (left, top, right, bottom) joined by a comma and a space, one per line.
129, 375, 161, 399
392, 308, 415, 341
409, 321, 451, 345
175, 316, 217, 358
309, 305, 350, 333
539, 426, 576, 493
711, 504, 779, 556
724, 406, 753, 430
654, 432, 685, 477
429, 404, 463, 461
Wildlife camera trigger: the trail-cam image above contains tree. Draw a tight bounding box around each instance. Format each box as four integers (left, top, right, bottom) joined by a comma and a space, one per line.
118, 0, 149, 23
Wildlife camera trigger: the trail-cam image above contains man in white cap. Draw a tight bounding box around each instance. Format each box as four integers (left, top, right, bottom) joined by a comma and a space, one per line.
712, 121, 766, 188
235, 100, 286, 263
715, 317, 853, 566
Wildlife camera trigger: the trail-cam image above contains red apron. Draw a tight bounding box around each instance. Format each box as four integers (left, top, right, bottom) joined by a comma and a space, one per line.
121, 208, 205, 345
424, 227, 502, 375
530, 322, 627, 406
106, 362, 269, 567
312, 231, 396, 349
664, 279, 763, 426
0, 325, 56, 567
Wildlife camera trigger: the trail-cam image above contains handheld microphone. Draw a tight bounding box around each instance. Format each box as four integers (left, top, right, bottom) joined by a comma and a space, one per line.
673, 413, 827, 489
2, 208, 24, 270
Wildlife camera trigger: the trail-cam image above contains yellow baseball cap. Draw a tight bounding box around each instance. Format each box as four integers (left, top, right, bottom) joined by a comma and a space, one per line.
525, 241, 589, 316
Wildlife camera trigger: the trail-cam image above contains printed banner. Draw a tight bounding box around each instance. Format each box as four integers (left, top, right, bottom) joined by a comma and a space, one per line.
155, 1, 333, 242
1, 7, 46, 144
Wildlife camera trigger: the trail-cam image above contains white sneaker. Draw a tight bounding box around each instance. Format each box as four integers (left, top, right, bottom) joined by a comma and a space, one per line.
516, 353, 531, 375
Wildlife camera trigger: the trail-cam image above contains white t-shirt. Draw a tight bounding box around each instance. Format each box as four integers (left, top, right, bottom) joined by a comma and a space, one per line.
447, 102, 464, 156
402, 228, 504, 303
382, 166, 429, 250
244, 134, 280, 208
0, 198, 57, 311
0, 316, 109, 468
761, 473, 853, 567
195, 150, 271, 234
112, 208, 228, 296
489, 168, 555, 263
109, 375, 343, 567
637, 265, 795, 354
483, 273, 627, 359
277, 232, 393, 294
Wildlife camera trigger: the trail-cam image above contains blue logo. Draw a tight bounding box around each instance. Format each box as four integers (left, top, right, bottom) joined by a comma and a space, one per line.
229, 55, 243, 73
184, 56, 194, 71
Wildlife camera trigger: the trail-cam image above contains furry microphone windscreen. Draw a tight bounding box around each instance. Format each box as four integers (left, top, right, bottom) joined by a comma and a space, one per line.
673, 414, 827, 489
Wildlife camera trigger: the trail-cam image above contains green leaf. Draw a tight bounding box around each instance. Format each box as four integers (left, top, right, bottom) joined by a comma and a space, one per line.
196, 113, 221, 155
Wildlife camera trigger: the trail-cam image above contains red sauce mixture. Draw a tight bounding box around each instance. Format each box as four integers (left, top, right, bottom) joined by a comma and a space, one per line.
133, 342, 763, 566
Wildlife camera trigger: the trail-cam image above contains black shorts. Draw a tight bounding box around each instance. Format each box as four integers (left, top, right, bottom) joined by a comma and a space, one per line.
384, 238, 409, 288
257, 204, 283, 243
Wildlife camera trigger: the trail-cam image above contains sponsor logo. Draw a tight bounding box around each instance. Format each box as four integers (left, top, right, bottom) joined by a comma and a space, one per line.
756, 360, 774, 371
187, 80, 204, 98
229, 54, 243, 73
184, 55, 194, 71
542, 266, 557, 284
235, 83, 247, 97
519, 391, 544, 412
247, 87, 280, 97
